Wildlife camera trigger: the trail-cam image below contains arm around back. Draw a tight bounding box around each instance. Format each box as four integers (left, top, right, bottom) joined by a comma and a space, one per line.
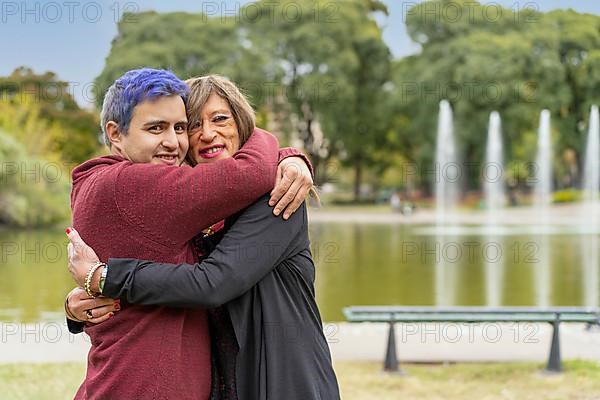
103, 194, 308, 308
114, 128, 279, 246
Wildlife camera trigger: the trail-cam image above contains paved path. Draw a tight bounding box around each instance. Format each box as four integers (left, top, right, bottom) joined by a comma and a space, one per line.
328, 322, 600, 363
2, 321, 600, 364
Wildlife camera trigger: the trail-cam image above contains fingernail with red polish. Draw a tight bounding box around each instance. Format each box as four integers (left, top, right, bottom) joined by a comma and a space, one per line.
115, 304, 120, 311
65, 227, 72, 235
109, 312, 114, 317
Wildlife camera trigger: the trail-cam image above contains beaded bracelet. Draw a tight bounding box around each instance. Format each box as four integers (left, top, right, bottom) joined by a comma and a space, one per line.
84, 262, 106, 297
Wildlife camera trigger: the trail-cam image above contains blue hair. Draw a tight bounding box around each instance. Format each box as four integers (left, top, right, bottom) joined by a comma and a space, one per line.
100, 68, 189, 144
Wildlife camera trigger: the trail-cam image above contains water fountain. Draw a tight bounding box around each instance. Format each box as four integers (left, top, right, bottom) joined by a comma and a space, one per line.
435, 100, 459, 226
424, 104, 600, 308
534, 110, 552, 307
484, 111, 506, 226
434, 100, 460, 305
582, 105, 600, 213
582, 105, 599, 306
483, 111, 505, 306
534, 110, 553, 219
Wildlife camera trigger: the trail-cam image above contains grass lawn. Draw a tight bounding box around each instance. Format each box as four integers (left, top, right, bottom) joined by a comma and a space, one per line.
336, 360, 600, 400
1, 360, 600, 399
0, 363, 85, 399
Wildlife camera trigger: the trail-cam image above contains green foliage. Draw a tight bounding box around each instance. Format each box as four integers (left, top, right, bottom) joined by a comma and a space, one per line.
245, 0, 391, 194
0, 67, 100, 164
393, 0, 600, 190
94, 11, 268, 107
0, 68, 94, 227
552, 188, 582, 203
88, 0, 600, 198
94, 1, 391, 197
0, 131, 70, 227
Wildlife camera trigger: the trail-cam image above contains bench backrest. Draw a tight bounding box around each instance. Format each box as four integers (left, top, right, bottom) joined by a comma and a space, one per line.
344, 306, 600, 323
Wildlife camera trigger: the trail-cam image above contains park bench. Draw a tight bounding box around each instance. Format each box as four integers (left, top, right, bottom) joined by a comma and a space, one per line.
343, 306, 600, 373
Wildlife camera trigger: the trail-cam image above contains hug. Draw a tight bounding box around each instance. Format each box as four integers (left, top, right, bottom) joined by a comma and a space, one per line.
64, 69, 340, 400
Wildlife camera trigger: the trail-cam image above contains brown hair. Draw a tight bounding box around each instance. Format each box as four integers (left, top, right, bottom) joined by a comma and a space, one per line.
185, 74, 321, 206
185, 75, 255, 148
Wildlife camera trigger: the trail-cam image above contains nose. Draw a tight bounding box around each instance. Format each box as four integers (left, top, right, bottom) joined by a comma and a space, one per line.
200, 123, 217, 143
161, 127, 178, 151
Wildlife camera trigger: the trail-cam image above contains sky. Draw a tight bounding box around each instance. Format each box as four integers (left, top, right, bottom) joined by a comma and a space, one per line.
1, 0, 599, 107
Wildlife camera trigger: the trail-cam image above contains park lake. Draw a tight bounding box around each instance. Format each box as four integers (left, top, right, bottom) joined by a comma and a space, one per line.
0, 219, 596, 323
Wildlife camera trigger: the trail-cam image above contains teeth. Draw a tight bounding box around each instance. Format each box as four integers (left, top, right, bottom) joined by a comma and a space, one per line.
206, 147, 222, 154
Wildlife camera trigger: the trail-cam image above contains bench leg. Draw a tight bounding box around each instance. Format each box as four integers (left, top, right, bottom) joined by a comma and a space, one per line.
545, 317, 562, 373
384, 321, 402, 373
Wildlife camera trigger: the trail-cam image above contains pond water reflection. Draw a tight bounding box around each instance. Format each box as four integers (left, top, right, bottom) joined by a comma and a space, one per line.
0, 223, 596, 322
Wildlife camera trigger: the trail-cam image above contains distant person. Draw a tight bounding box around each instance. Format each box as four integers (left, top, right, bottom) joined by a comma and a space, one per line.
508, 179, 519, 206
390, 190, 415, 215
390, 191, 401, 212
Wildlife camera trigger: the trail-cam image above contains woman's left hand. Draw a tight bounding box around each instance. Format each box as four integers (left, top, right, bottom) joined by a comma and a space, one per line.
270, 156, 313, 220
66, 228, 100, 287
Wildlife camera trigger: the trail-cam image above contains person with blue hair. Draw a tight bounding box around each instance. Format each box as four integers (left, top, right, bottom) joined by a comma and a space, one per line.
63, 68, 316, 399
99, 68, 191, 147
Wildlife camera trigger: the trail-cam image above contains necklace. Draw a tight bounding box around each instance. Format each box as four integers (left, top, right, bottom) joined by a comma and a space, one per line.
203, 224, 215, 238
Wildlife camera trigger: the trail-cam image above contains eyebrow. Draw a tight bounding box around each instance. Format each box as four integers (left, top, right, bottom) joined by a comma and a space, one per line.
142, 119, 187, 127
209, 109, 232, 116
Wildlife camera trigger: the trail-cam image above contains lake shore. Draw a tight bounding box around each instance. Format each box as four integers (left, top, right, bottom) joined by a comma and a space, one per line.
309, 202, 599, 227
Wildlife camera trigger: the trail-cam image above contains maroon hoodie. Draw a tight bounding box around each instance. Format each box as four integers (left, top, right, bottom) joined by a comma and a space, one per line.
71, 129, 307, 400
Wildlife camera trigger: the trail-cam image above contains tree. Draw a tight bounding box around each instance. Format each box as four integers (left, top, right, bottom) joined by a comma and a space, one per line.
243, 0, 391, 196
95, 2, 392, 200
94, 11, 268, 107
0, 67, 100, 164
394, 0, 600, 191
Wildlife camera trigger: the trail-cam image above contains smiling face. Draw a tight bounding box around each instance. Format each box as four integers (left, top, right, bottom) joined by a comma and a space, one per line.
107, 95, 189, 166
188, 93, 241, 164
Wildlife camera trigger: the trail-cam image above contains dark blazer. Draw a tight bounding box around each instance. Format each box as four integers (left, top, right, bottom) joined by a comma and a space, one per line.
97, 195, 340, 400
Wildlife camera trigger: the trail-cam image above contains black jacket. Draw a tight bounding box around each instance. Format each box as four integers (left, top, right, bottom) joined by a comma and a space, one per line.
70, 195, 340, 400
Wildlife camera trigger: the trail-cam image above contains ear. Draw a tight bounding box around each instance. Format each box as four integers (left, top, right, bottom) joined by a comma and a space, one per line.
105, 121, 123, 150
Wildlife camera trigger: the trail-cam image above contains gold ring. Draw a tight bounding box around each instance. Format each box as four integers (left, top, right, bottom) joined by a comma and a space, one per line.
86, 310, 93, 320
